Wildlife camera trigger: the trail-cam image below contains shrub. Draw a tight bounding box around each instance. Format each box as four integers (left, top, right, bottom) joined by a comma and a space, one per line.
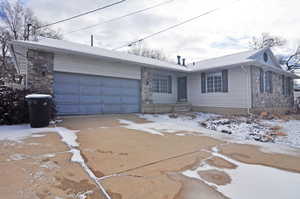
0, 86, 31, 125
0, 86, 56, 125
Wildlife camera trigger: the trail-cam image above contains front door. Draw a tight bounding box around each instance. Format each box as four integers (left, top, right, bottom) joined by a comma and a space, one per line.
177, 77, 187, 102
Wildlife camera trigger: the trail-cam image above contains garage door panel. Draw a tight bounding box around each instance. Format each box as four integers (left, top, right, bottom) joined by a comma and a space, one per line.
54, 72, 140, 115
122, 105, 140, 113
103, 104, 122, 113
121, 96, 139, 104
55, 94, 80, 104
80, 76, 101, 86
56, 104, 80, 115
102, 96, 121, 104
102, 87, 122, 95
80, 86, 101, 95
80, 96, 102, 104
101, 78, 121, 87
121, 88, 139, 97
55, 84, 79, 95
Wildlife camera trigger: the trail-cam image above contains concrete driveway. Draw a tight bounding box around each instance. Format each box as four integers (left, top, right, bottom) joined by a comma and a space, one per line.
1, 114, 300, 199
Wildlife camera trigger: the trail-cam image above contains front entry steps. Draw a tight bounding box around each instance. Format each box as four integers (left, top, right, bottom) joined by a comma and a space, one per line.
173, 103, 192, 113
142, 103, 192, 114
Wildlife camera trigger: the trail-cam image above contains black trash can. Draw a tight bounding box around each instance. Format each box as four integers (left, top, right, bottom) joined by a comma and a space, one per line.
26, 94, 52, 128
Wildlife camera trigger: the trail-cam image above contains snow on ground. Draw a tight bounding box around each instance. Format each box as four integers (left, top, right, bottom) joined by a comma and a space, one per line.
119, 112, 218, 136
119, 113, 300, 150
182, 146, 300, 199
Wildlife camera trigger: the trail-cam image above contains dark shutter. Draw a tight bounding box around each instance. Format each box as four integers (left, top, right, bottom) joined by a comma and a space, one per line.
269, 72, 273, 93
287, 77, 292, 96
222, 70, 228, 92
282, 75, 285, 96
168, 75, 172, 93
201, 73, 206, 93
259, 69, 264, 93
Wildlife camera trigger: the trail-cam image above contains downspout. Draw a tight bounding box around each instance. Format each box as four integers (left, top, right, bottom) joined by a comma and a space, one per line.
241, 65, 253, 116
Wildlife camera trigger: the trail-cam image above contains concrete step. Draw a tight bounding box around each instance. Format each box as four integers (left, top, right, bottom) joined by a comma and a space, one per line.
173, 104, 192, 112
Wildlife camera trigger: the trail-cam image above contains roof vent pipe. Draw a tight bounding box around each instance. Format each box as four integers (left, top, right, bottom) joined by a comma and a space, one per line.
177, 55, 181, 65
182, 58, 186, 67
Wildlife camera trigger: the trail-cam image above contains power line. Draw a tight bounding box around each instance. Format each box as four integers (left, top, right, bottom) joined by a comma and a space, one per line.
64, 0, 175, 35
36, 0, 127, 30
113, 0, 241, 50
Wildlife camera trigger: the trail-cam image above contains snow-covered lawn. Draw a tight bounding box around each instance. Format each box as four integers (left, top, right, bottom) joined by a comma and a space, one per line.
119, 112, 300, 149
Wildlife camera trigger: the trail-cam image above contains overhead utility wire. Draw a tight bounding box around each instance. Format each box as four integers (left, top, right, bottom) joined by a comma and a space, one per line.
64, 0, 175, 35
113, 0, 241, 50
36, 0, 127, 30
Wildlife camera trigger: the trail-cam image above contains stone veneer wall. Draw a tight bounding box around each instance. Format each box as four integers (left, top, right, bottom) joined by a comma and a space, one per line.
27, 49, 54, 94
251, 66, 294, 112
141, 67, 153, 105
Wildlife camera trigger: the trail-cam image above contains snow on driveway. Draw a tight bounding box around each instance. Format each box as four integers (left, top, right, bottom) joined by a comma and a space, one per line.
119, 113, 300, 149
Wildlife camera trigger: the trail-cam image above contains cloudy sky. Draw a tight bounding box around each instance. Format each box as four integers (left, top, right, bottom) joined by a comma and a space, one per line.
24, 0, 300, 63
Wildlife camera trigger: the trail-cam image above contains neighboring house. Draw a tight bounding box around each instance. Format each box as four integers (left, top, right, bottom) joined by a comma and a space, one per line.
8, 38, 298, 115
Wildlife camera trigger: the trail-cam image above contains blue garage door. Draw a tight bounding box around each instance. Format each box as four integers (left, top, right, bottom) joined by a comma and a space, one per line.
54, 72, 140, 115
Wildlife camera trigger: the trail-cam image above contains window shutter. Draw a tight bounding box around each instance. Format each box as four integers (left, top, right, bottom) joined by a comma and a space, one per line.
222, 70, 228, 92
282, 75, 285, 96
287, 77, 292, 96
259, 69, 264, 93
268, 72, 273, 93
201, 73, 206, 93
168, 75, 172, 93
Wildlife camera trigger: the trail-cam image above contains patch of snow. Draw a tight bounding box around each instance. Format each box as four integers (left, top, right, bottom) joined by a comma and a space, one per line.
55, 127, 79, 147
183, 147, 300, 199
120, 113, 218, 136
0, 125, 55, 142
262, 119, 300, 148
124, 113, 300, 151
41, 161, 60, 169
25, 94, 52, 99
119, 119, 163, 135
9, 153, 28, 161
31, 134, 46, 138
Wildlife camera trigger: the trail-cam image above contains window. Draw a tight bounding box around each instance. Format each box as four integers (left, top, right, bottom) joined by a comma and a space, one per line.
151, 74, 172, 93
207, 72, 223, 93
263, 52, 268, 62
201, 70, 228, 93
282, 75, 292, 96
259, 70, 273, 93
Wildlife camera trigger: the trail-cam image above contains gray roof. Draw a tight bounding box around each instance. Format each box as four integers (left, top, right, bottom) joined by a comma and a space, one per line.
9, 38, 299, 78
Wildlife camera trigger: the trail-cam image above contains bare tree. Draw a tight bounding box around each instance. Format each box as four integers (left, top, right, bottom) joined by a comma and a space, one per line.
249, 33, 286, 50
284, 46, 300, 71
0, 0, 62, 83
128, 42, 168, 61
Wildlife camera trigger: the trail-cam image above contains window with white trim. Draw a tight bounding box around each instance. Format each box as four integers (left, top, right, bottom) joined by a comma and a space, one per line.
207, 72, 223, 93
151, 74, 172, 93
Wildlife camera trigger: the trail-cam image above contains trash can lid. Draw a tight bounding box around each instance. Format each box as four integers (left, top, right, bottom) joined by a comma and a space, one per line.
25, 94, 52, 99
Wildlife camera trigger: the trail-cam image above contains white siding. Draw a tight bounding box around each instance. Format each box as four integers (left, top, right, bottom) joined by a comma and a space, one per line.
188, 66, 251, 108
151, 70, 184, 104
54, 53, 141, 80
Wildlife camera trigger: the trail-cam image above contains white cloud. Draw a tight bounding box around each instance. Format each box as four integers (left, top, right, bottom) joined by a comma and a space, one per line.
26, 0, 300, 63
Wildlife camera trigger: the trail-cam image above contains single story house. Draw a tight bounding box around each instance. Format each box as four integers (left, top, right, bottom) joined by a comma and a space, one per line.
8, 38, 298, 115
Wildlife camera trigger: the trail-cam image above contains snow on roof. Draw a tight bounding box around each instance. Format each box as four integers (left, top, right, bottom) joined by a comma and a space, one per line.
9, 38, 299, 78
188, 48, 262, 71
10, 38, 189, 72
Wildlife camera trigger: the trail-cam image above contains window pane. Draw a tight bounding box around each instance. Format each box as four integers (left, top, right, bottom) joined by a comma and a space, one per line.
151, 74, 172, 93
207, 76, 214, 93
214, 76, 222, 92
